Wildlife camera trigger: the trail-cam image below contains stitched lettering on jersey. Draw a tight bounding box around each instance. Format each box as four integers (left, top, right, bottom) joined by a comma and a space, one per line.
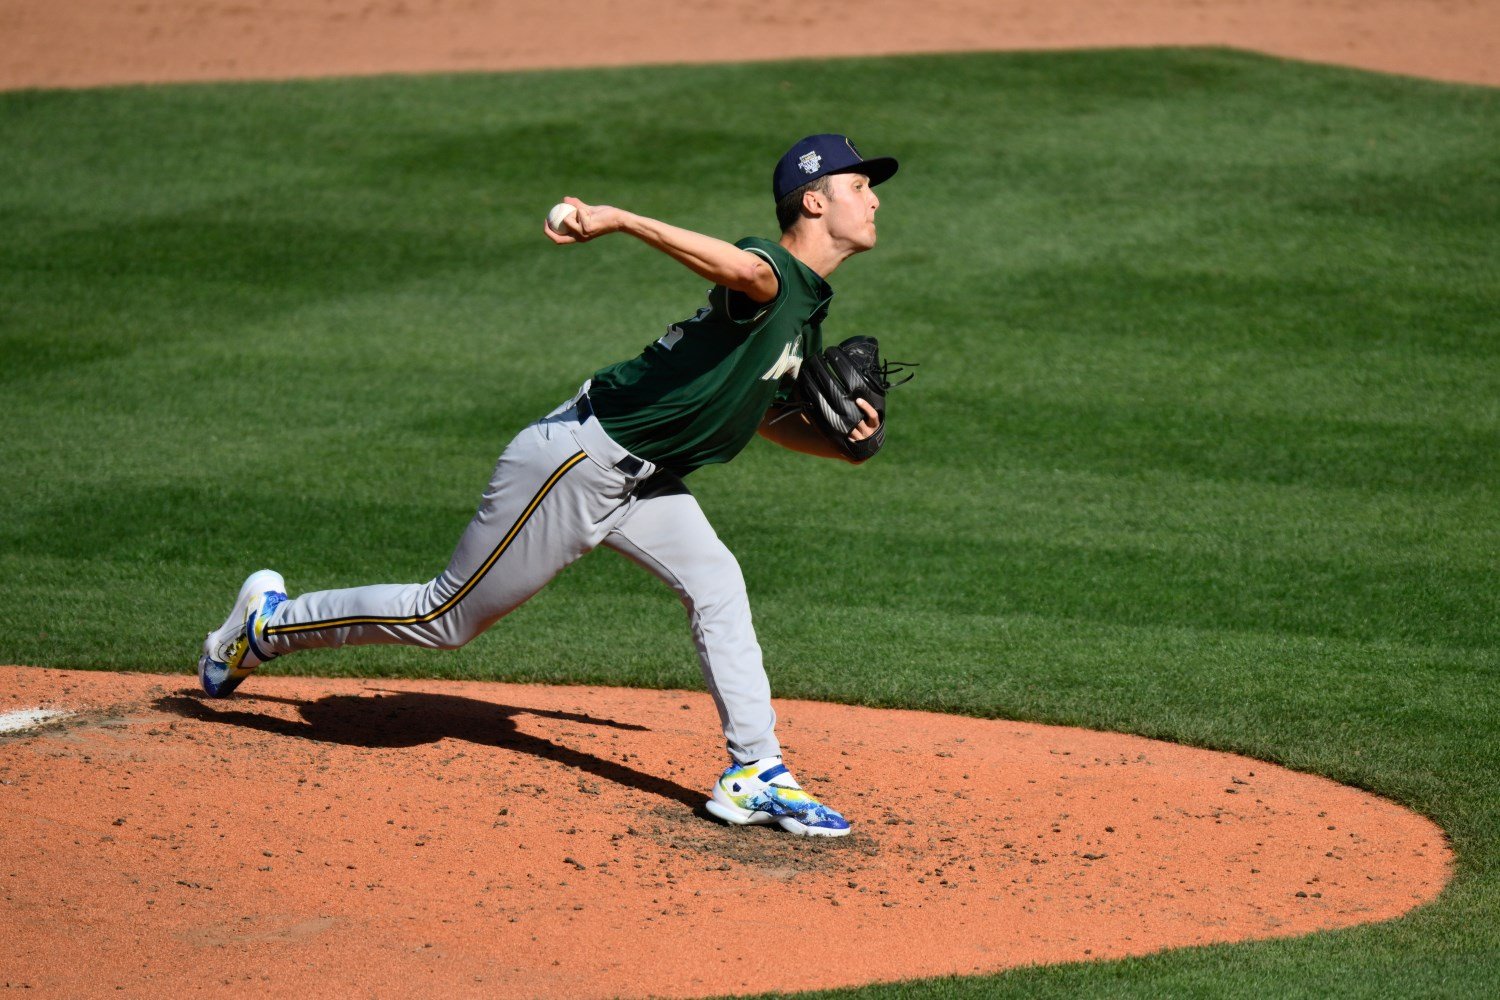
656, 305, 711, 350
761, 335, 804, 381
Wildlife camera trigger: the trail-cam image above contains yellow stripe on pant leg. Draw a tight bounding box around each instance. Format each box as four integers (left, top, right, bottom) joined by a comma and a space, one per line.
265, 450, 589, 636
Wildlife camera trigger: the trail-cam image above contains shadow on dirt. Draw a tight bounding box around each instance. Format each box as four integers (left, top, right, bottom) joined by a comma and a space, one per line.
154, 688, 705, 809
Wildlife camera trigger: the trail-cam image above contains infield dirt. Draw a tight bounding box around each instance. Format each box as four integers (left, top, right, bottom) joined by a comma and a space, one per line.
3, 0, 1497, 90
2, 666, 1451, 997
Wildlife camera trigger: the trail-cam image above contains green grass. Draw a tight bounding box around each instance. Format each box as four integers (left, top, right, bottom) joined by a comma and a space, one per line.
2, 48, 1497, 997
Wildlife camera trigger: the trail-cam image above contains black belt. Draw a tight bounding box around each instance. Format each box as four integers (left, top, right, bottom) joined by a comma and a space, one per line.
575, 394, 646, 477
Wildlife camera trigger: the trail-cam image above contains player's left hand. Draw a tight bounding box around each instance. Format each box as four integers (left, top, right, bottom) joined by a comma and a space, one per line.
849, 398, 880, 442
543, 197, 627, 244
791, 335, 915, 462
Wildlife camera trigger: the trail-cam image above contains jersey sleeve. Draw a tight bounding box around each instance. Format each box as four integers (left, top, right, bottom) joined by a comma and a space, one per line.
721, 238, 786, 324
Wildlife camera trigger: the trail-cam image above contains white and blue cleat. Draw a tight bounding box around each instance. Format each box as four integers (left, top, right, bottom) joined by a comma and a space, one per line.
705, 757, 851, 837
197, 569, 287, 698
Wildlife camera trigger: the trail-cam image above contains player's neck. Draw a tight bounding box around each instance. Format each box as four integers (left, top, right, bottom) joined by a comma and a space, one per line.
779, 228, 857, 279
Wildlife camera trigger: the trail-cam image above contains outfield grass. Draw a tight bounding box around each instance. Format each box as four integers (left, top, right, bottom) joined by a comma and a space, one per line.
1, 48, 1496, 997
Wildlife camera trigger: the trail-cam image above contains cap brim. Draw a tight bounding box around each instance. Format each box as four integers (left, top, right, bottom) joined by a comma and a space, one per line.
850, 156, 899, 187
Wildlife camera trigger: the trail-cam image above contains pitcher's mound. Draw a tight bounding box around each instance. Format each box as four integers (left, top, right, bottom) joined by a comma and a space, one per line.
0, 666, 1450, 997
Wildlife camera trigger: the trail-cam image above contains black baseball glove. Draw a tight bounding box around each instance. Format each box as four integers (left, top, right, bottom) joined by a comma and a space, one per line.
786, 336, 915, 462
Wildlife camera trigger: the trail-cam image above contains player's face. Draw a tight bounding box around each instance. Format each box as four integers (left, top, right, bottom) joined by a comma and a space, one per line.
822, 172, 881, 250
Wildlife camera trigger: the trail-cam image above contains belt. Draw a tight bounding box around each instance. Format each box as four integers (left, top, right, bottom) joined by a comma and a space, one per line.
575, 394, 647, 477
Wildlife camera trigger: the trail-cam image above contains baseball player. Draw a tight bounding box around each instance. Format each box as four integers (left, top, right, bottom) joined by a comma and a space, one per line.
197, 134, 899, 837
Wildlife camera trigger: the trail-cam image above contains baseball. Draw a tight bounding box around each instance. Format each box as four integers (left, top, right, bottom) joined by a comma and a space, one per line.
546, 202, 577, 236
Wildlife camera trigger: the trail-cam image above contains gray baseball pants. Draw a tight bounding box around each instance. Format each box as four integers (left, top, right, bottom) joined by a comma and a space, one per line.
258, 385, 781, 764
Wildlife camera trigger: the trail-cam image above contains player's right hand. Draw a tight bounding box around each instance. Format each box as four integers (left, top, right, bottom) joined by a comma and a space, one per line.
544, 197, 625, 244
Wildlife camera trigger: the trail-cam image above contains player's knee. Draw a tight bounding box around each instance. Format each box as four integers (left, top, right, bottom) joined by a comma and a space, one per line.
421, 622, 481, 651
680, 558, 749, 622
412, 593, 513, 650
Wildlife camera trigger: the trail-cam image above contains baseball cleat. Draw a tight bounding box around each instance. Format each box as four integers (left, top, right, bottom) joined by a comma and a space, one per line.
704, 757, 851, 837
197, 569, 287, 698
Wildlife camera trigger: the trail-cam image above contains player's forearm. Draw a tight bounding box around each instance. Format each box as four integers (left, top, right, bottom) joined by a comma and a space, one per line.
616, 212, 772, 297
757, 409, 864, 464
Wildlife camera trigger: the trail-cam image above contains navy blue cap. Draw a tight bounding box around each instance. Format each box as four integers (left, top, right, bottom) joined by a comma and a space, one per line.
772, 134, 899, 203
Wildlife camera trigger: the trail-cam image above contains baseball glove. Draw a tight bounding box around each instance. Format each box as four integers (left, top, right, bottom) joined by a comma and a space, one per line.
787, 336, 915, 462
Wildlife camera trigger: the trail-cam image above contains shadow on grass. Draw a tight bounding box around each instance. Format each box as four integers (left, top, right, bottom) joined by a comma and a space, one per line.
154, 689, 707, 811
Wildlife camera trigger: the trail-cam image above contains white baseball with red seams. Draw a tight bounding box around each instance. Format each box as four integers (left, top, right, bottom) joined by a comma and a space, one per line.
546, 202, 576, 235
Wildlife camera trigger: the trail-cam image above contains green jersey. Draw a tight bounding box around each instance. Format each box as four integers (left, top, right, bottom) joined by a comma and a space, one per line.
588, 237, 833, 475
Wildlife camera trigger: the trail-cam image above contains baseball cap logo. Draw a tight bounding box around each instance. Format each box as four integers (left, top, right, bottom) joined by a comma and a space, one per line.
773, 134, 898, 203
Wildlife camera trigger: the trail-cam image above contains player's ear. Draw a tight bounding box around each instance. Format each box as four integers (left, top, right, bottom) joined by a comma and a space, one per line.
801, 186, 827, 218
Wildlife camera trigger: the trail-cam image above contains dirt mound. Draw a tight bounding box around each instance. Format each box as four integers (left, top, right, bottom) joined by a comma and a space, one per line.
1, 666, 1451, 997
